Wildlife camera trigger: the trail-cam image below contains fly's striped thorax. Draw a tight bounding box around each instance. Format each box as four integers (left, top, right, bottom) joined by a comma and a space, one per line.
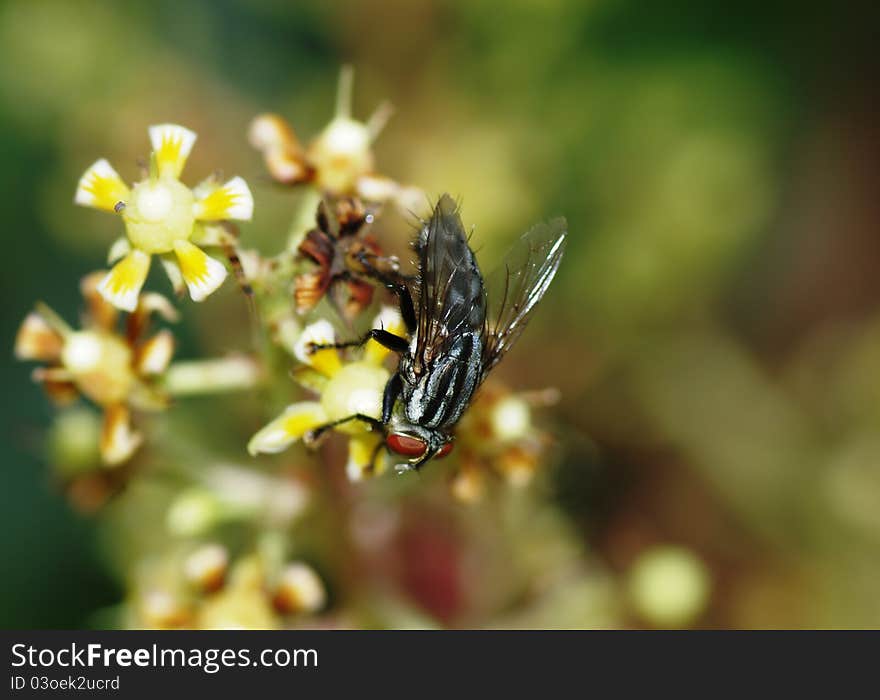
401, 331, 483, 430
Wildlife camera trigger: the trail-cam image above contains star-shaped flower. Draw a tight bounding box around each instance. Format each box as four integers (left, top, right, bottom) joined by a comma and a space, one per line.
248, 67, 423, 212
15, 272, 178, 465
248, 308, 406, 480
451, 383, 558, 502
75, 124, 253, 311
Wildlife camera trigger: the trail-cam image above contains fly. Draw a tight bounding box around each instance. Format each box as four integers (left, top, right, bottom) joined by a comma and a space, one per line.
305, 194, 566, 472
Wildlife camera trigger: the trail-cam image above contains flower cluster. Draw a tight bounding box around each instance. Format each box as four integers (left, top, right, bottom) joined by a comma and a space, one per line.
16, 272, 177, 465
451, 383, 558, 502
248, 67, 423, 213
17, 71, 562, 630
132, 545, 326, 630
248, 308, 407, 480
18, 123, 261, 483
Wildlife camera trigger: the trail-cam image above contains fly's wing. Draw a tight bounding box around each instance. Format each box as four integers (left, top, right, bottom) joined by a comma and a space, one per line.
413, 194, 487, 373
480, 217, 567, 377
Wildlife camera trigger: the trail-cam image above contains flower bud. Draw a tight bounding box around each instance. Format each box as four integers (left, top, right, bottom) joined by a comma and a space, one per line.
49, 408, 102, 478
627, 546, 711, 628
184, 544, 229, 593
272, 563, 327, 615
166, 489, 222, 537
138, 590, 192, 629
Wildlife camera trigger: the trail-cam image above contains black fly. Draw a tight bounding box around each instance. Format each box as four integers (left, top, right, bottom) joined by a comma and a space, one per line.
306, 194, 566, 472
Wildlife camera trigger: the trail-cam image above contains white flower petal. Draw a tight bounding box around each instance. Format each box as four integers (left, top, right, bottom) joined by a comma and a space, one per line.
100, 404, 143, 466
173, 240, 227, 302
345, 432, 383, 481
273, 563, 326, 614
149, 124, 197, 178
248, 113, 300, 152
159, 254, 185, 296
75, 159, 130, 212
97, 249, 151, 312
293, 319, 341, 376
193, 176, 254, 221
136, 292, 180, 323
293, 319, 336, 364
14, 313, 64, 362
136, 329, 175, 376
184, 544, 228, 592
246, 402, 326, 456
355, 174, 399, 203
107, 236, 131, 264
79, 272, 119, 330
247, 114, 310, 184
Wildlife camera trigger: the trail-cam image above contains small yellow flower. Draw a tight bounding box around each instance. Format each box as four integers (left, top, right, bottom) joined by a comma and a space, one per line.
15, 272, 178, 466
248, 67, 423, 211
75, 124, 254, 311
627, 546, 711, 628
165, 466, 309, 537
136, 589, 194, 630
248, 307, 406, 480
184, 543, 229, 593
272, 562, 327, 615
451, 383, 558, 502
129, 549, 327, 629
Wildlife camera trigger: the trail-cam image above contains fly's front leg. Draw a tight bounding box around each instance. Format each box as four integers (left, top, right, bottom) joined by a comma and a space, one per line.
352, 249, 417, 283
382, 372, 403, 424
303, 413, 384, 447
354, 250, 417, 334
307, 328, 409, 355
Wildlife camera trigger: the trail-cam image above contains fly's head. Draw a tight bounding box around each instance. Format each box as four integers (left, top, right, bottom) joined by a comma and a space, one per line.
383, 416, 454, 473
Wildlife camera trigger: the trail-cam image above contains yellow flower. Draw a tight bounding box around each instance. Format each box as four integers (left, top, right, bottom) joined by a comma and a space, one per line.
183, 544, 229, 593
451, 383, 559, 502
248, 67, 423, 211
129, 549, 327, 630
247, 307, 406, 481
272, 562, 327, 615
75, 124, 253, 311
15, 272, 178, 466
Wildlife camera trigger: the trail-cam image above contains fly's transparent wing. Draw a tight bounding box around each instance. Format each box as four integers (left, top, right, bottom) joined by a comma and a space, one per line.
412, 194, 487, 373
481, 217, 567, 377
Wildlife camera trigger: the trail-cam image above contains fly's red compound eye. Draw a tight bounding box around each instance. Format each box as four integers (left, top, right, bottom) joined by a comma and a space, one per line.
386, 433, 428, 458
436, 442, 454, 459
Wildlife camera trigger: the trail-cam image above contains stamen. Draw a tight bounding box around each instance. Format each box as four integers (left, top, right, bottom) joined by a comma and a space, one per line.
366, 101, 394, 141
34, 301, 73, 338
336, 64, 354, 119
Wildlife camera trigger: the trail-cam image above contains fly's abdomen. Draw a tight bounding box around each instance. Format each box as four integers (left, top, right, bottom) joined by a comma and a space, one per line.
403, 332, 482, 429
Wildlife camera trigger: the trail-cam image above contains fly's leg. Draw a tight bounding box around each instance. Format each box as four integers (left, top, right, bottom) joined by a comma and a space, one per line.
303, 413, 384, 447
354, 249, 418, 283
307, 328, 409, 355
382, 372, 403, 424
353, 250, 417, 334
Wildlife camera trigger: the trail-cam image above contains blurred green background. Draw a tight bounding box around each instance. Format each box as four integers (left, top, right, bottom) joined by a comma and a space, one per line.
2, 0, 879, 628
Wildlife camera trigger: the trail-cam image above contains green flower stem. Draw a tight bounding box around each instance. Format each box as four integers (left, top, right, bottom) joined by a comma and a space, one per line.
164, 355, 262, 396
286, 188, 321, 253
